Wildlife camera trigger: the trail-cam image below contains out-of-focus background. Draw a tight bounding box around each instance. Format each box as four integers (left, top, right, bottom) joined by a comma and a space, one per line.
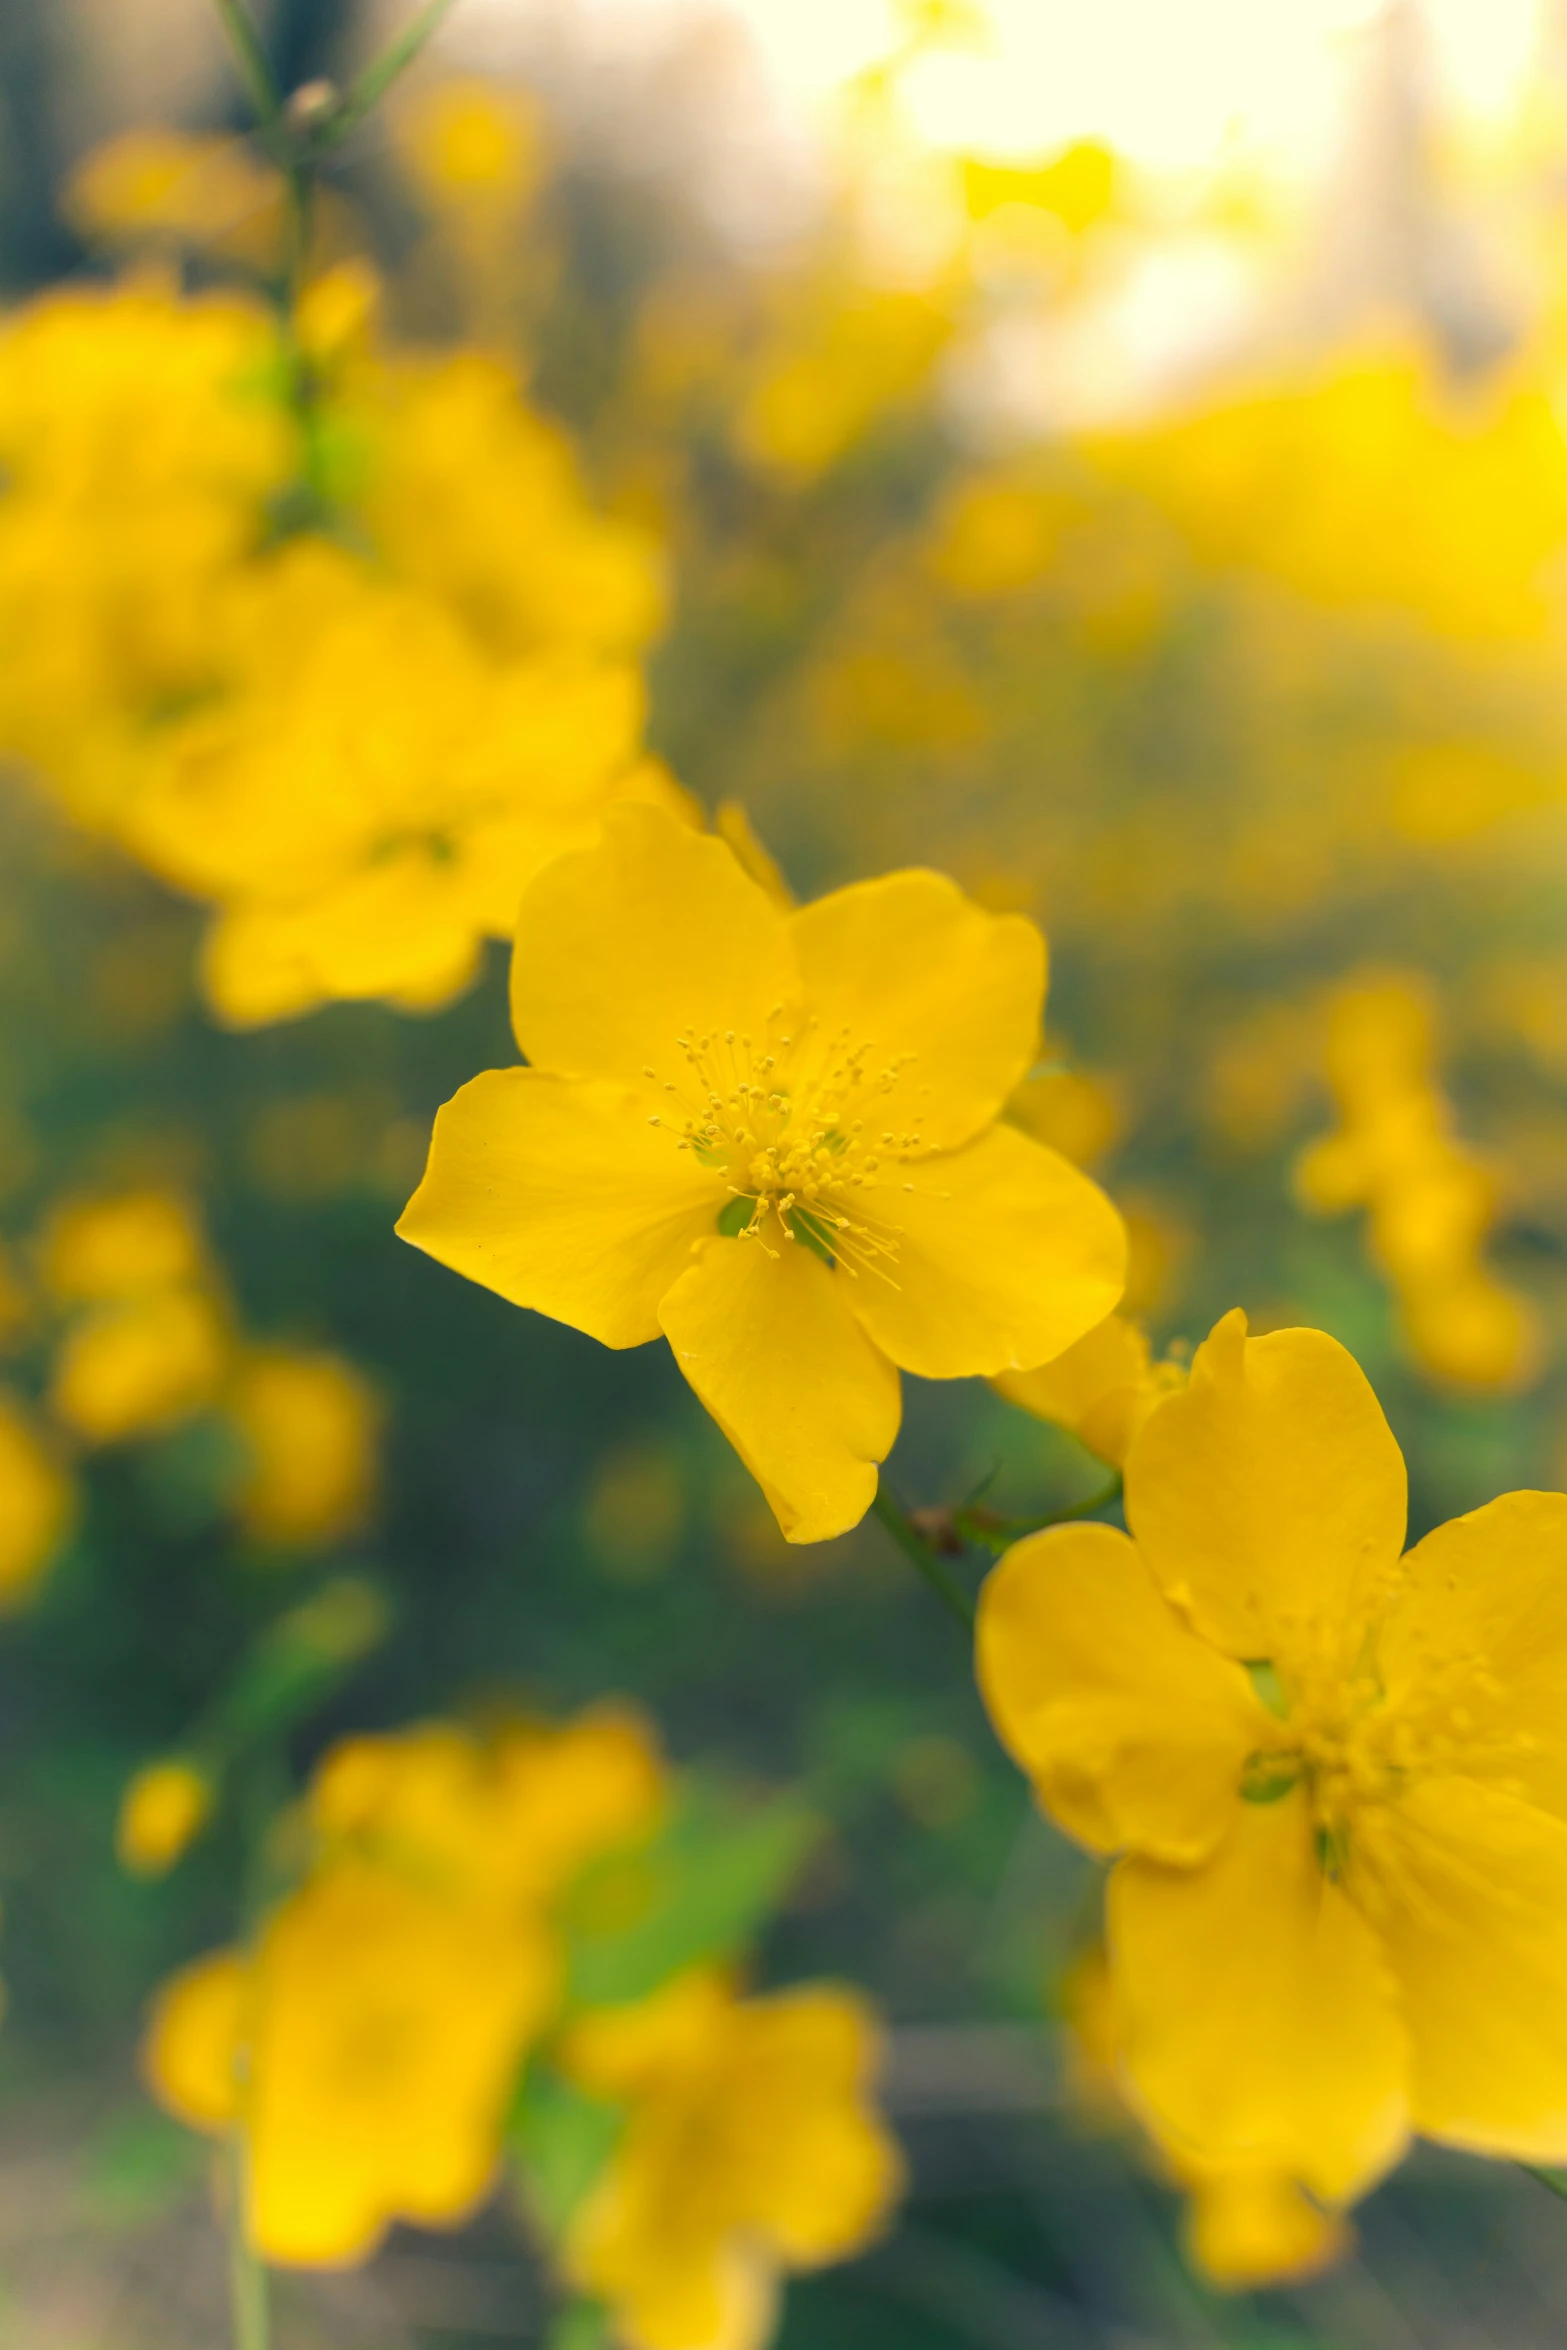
9, 0, 1567, 2342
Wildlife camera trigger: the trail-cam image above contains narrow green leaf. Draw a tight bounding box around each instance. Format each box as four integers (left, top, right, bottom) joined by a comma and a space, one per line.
211, 0, 284, 126
324, 0, 460, 147
562, 1780, 819, 2009
511, 2065, 625, 2239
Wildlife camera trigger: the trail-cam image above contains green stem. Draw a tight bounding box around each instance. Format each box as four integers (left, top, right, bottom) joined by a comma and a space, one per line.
211, 0, 283, 127
228, 2147, 271, 2350
871, 1487, 976, 1630
1522, 2162, 1567, 2203
957, 1473, 1123, 1554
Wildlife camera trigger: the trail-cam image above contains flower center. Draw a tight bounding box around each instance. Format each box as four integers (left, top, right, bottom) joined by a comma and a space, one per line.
645, 1012, 924, 1278
1238, 1644, 1515, 1881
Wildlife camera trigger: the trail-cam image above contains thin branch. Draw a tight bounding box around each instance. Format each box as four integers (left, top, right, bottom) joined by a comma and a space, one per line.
957, 1474, 1124, 1554
228, 2147, 271, 2350
325, 0, 461, 148
872, 1487, 977, 1630
211, 0, 284, 128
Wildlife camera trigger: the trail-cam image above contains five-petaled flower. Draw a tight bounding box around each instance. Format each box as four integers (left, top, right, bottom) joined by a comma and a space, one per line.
398, 803, 1125, 1541
979, 1306, 1567, 2212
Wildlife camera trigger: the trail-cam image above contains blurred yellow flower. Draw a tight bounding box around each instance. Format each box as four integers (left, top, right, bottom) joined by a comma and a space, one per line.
227, 1346, 381, 1548
1088, 351, 1567, 650
960, 141, 1120, 236
145, 1708, 667, 2265
49, 1287, 231, 1444
309, 1708, 667, 1909
120, 539, 680, 1025
0, 281, 290, 824
559, 1969, 903, 2350
0, 1393, 74, 1605
350, 352, 666, 664
1295, 973, 1542, 1392
733, 283, 951, 482
41, 1189, 208, 1302
1062, 1940, 1349, 2292
980, 1307, 1567, 2213
398, 79, 545, 208
117, 1759, 214, 1878
400, 803, 1125, 1542
992, 1312, 1184, 1468
149, 1862, 556, 2264
65, 130, 283, 268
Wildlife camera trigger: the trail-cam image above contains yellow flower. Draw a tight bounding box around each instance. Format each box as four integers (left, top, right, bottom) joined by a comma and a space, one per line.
40, 1188, 209, 1301
0, 281, 289, 824
49, 1288, 231, 1444
1062, 1941, 1350, 2292
226, 1346, 381, 1547
121, 540, 682, 1024
144, 1709, 666, 2265
992, 1312, 1184, 1468
0, 1392, 74, 1604
148, 1863, 556, 2265
349, 351, 666, 664
397, 80, 545, 208
399, 804, 1125, 1542
559, 1969, 903, 2350
117, 1759, 214, 1877
732, 283, 952, 482
308, 1707, 667, 1909
65, 130, 284, 268
1294, 975, 1542, 1393
979, 1306, 1567, 2211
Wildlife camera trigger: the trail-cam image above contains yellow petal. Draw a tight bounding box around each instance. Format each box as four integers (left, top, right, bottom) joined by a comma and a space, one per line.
1370, 1776, 1567, 2160
201, 906, 336, 1030
238, 857, 485, 1010
976, 1524, 1266, 1862
788, 869, 1043, 1152
1378, 1491, 1567, 1820
398, 1070, 720, 1349
117, 1759, 214, 1877
50, 1288, 231, 1444
1182, 2167, 1350, 2292
247, 1865, 555, 2265
658, 1236, 899, 1543
0, 1393, 73, 1605
993, 1312, 1180, 1467
228, 1347, 380, 1546
143, 1948, 247, 2133
1110, 1794, 1408, 2204
845, 1125, 1125, 1380
509, 802, 798, 1087
1123, 1310, 1407, 1664
723, 1988, 903, 2266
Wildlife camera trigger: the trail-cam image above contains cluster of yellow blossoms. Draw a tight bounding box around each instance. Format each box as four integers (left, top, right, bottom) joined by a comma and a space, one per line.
145, 1706, 902, 2347
1295, 972, 1541, 1391
11, 45, 1567, 2337
0, 1185, 378, 1608
0, 132, 677, 1026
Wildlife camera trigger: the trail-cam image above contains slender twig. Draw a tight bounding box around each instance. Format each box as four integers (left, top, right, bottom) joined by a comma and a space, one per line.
956, 1473, 1124, 1554
325, 0, 460, 147
211, 0, 283, 128
228, 2145, 271, 2350
871, 1487, 976, 1629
